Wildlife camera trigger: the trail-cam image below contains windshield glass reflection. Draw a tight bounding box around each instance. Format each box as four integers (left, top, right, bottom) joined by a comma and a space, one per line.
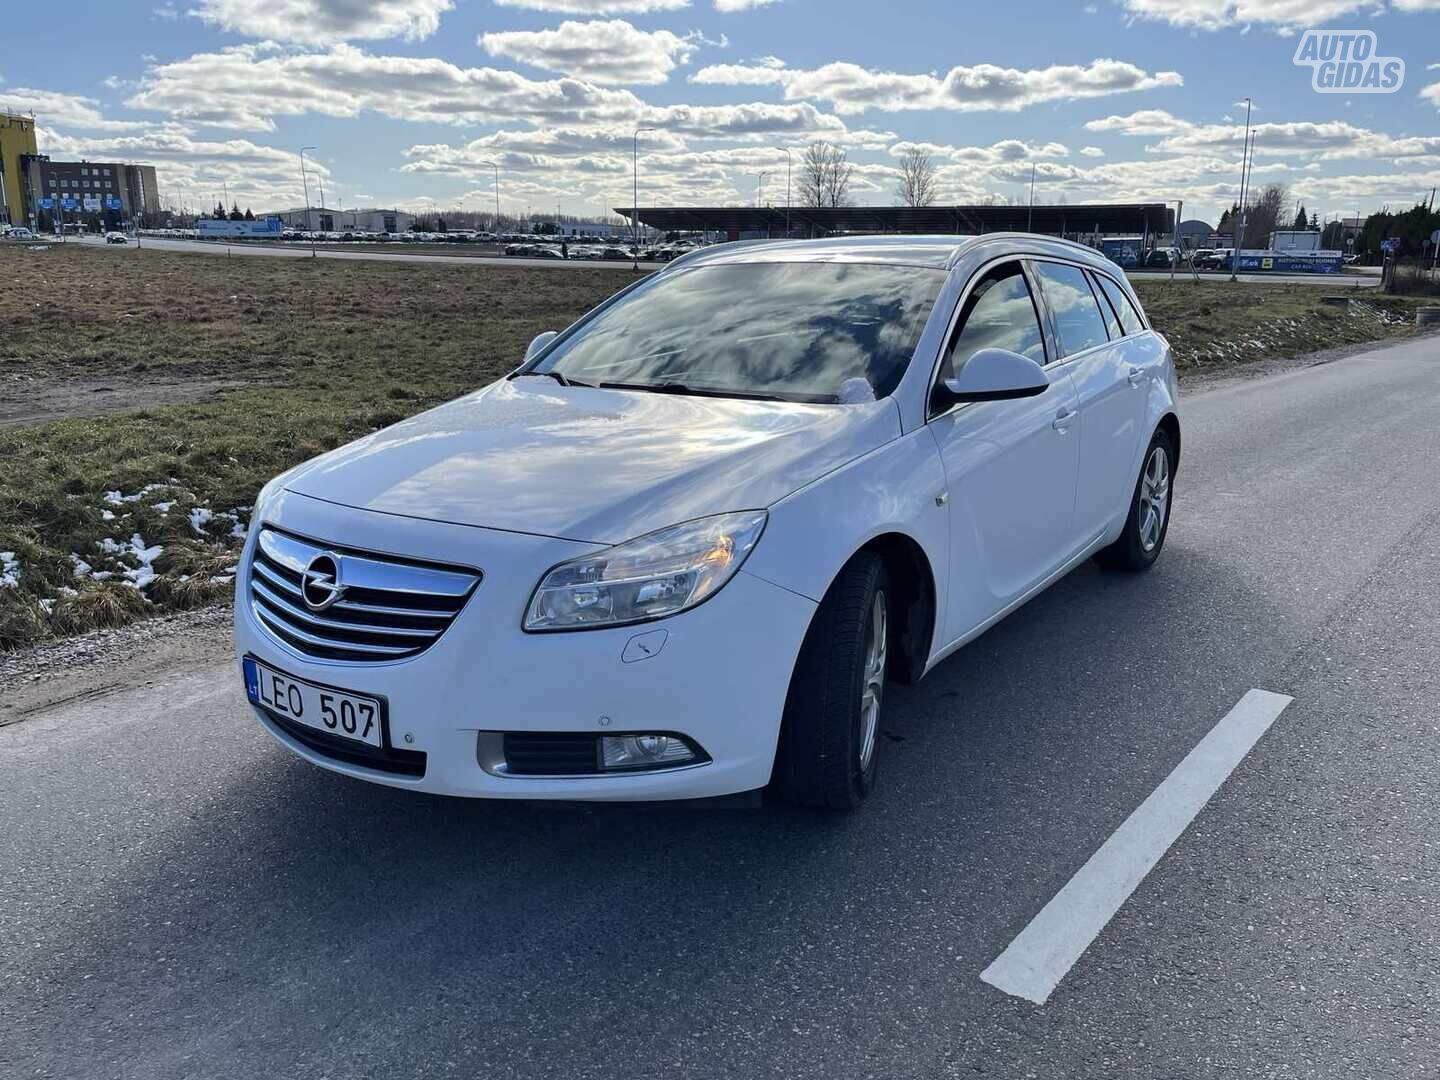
534, 262, 946, 402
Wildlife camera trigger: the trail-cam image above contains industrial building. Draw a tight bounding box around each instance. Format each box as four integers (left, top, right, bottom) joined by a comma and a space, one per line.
0, 111, 38, 226
617, 202, 1173, 244
274, 207, 415, 233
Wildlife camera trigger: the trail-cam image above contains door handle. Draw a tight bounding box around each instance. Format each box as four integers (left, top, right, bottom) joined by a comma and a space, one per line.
1128, 367, 1145, 386
1052, 408, 1077, 432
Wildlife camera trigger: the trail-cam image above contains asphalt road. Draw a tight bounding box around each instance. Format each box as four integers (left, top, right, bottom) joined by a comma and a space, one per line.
4, 334, 1439, 1078
67, 235, 1378, 286
72, 234, 664, 271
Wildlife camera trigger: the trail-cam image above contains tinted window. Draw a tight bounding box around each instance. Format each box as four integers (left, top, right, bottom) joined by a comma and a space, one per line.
940, 264, 1046, 381
1032, 261, 1110, 357
538, 262, 945, 403
1095, 273, 1145, 335
1089, 271, 1124, 340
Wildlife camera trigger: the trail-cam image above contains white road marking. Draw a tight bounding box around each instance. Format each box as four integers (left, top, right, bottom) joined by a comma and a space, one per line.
980, 688, 1294, 1005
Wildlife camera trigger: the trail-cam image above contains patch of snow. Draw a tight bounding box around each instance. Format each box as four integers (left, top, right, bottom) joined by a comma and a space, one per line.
39, 598, 55, 614
152, 501, 175, 514
101, 509, 116, 521
97, 534, 164, 589
0, 551, 19, 589
69, 554, 93, 577
189, 507, 213, 535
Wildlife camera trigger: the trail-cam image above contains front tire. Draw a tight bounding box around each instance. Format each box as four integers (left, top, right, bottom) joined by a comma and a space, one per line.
1097, 427, 1175, 571
774, 553, 889, 810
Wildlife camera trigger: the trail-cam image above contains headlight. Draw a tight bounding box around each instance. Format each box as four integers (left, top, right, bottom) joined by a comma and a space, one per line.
524, 511, 768, 632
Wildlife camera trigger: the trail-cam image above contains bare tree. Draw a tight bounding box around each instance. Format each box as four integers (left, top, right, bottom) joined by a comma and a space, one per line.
799, 141, 854, 208
895, 147, 937, 207
1242, 182, 1290, 247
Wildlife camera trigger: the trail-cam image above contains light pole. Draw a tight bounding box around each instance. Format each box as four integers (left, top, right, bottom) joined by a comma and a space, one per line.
477, 160, 500, 234
299, 146, 317, 256
1027, 163, 1037, 232
773, 147, 792, 237
1230, 98, 1251, 282
633, 125, 656, 270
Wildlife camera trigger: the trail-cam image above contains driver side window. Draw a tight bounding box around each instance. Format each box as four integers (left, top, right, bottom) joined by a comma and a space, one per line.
940, 263, 1047, 382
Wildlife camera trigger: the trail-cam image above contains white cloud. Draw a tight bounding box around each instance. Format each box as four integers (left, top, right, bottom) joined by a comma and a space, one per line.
492, 0, 690, 11
36, 125, 330, 209
190, 0, 454, 43
127, 43, 850, 140
0, 88, 146, 131
1117, 0, 1385, 31
889, 138, 1071, 165
1088, 109, 1440, 160
1423, 80, 1440, 108
715, 0, 781, 10
691, 57, 1182, 114
480, 20, 708, 85
1085, 108, 1196, 135
1081, 145, 1106, 156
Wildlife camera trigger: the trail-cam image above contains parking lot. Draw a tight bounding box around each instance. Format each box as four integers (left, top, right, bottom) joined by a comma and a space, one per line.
4, 328, 1438, 1078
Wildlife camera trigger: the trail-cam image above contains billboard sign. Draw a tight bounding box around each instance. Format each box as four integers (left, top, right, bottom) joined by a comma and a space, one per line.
38, 197, 54, 210
60, 197, 78, 211
196, 216, 285, 238
82, 196, 101, 212
106, 196, 123, 210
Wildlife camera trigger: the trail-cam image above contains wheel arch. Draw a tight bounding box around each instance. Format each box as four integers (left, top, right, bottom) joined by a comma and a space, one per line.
1156, 411, 1181, 470
854, 532, 937, 686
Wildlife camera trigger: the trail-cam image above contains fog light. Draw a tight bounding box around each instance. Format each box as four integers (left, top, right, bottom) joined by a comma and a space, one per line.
600, 734, 697, 770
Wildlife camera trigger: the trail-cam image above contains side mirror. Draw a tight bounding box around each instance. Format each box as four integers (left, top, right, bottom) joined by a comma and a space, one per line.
525, 330, 559, 361
933, 348, 1049, 408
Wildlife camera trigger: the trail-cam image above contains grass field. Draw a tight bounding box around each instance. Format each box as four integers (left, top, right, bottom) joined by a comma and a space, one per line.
0, 244, 1431, 649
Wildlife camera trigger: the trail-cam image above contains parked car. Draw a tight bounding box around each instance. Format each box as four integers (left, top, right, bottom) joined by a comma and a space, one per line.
1144, 248, 1176, 268
105, 231, 129, 245
1192, 249, 1228, 271
4, 227, 36, 240
236, 235, 1179, 811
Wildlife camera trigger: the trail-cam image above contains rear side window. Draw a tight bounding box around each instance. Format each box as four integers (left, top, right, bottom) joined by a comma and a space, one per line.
1031, 261, 1109, 357
1088, 270, 1124, 340
1094, 273, 1145, 336
940, 263, 1047, 381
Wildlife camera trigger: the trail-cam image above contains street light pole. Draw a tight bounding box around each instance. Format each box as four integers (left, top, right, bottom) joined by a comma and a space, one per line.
476, 160, 500, 234
1230, 98, 1251, 282
1027, 163, 1037, 232
299, 145, 317, 257
633, 126, 656, 271
773, 147, 792, 238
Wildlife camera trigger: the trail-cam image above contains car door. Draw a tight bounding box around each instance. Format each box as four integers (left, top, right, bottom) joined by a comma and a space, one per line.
927, 260, 1081, 648
1029, 260, 1144, 544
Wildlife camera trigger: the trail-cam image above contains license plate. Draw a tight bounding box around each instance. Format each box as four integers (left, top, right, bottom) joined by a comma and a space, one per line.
243, 657, 384, 749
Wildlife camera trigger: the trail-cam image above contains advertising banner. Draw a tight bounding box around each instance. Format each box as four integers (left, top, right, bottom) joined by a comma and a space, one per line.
82, 196, 101, 212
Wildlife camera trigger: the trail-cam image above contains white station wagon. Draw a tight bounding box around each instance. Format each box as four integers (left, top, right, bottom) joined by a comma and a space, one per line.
236, 234, 1179, 810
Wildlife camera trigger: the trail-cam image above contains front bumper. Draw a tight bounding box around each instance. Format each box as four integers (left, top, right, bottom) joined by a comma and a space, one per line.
234, 489, 817, 801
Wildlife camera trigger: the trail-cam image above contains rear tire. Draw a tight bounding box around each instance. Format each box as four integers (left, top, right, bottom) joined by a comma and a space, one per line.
774, 553, 889, 810
1097, 427, 1175, 571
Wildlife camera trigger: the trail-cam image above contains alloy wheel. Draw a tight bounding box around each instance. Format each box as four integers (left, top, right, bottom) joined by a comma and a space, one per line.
858, 591, 887, 771
1138, 446, 1171, 552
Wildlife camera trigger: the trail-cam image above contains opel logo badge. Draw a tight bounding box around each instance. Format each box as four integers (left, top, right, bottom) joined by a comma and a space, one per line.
301, 552, 347, 611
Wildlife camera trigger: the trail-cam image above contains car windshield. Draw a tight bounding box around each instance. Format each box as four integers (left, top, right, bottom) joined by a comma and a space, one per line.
531, 261, 946, 403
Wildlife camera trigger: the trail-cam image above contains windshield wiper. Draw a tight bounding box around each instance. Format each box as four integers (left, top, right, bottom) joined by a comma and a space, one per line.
512, 370, 595, 388
596, 380, 786, 402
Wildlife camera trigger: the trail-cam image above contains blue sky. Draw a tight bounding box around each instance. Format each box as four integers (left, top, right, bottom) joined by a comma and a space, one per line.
4, 0, 1438, 225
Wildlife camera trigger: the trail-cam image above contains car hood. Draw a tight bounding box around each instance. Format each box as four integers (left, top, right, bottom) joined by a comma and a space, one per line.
283, 378, 900, 544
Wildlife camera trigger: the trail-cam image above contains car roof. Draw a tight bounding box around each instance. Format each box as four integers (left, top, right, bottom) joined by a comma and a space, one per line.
665, 232, 1122, 275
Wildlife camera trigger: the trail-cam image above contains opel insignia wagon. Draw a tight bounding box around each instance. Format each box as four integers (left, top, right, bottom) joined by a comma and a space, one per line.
236, 234, 1180, 810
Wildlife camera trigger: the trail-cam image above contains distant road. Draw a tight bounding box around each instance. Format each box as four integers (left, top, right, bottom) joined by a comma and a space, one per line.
75, 234, 662, 271
1129, 267, 1379, 288
73, 236, 1380, 286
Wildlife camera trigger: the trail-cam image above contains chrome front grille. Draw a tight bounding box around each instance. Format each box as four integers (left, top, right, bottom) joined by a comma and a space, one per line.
248, 527, 480, 663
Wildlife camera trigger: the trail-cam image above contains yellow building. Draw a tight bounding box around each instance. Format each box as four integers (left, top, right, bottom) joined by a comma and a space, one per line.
0, 111, 39, 226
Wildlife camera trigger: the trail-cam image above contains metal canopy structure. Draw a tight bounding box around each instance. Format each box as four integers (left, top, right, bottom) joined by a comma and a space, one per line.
615, 203, 1172, 240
